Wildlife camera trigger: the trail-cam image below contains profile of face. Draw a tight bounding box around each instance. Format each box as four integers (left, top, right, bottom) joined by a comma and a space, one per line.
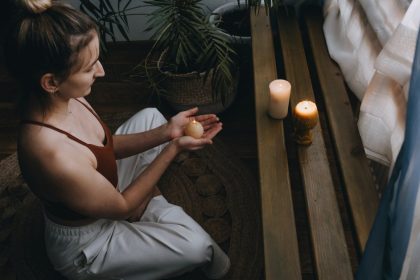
48, 32, 105, 99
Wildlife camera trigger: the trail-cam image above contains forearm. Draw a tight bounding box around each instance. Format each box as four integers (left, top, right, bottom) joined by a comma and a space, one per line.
119, 141, 179, 214
113, 123, 171, 159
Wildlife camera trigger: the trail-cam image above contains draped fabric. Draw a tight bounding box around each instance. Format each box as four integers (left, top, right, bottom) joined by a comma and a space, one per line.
356, 30, 420, 280
322, 2, 420, 277
323, 0, 420, 167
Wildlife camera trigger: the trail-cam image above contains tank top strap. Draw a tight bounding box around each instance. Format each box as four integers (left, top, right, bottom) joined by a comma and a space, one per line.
20, 98, 111, 146
20, 120, 88, 146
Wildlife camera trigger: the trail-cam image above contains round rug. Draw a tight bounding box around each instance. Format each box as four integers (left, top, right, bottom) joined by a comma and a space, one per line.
0, 115, 262, 280
159, 139, 263, 279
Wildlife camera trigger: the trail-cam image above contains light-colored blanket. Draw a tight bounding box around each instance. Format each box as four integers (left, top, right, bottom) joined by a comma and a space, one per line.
323, 1, 420, 279
323, 0, 420, 167
356, 28, 420, 280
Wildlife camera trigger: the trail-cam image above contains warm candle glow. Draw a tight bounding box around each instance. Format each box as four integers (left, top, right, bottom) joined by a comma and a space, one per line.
184, 120, 204, 139
294, 100, 318, 125
268, 79, 291, 119
293, 100, 318, 145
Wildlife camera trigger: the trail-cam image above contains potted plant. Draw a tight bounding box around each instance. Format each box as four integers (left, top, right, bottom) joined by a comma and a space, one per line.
77, 0, 289, 114
209, 1, 251, 45
131, 0, 238, 114
209, 0, 285, 45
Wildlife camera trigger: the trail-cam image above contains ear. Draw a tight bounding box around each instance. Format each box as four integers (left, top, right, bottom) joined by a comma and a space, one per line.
40, 73, 59, 94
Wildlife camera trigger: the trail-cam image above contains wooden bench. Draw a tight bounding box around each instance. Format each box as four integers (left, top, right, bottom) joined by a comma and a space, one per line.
250, 6, 380, 279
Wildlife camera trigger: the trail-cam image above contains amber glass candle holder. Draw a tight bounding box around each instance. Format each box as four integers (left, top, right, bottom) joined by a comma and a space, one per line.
293, 101, 318, 145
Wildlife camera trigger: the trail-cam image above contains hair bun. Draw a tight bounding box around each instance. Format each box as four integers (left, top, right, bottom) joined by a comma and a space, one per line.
19, 0, 53, 14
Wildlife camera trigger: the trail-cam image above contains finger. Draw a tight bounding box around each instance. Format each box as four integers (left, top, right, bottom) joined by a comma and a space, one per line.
184, 107, 199, 117
198, 139, 212, 145
203, 124, 223, 139
189, 145, 207, 151
205, 127, 222, 139
186, 142, 211, 151
201, 117, 219, 127
195, 114, 217, 122
203, 120, 223, 132
198, 116, 220, 127
202, 120, 220, 131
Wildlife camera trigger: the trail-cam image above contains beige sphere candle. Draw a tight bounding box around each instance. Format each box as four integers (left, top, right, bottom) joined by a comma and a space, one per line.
184, 120, 204, 139
268, 79, 291, 119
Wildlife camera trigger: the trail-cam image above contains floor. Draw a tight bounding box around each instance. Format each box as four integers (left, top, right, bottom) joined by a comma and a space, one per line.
0, 40, 365, 279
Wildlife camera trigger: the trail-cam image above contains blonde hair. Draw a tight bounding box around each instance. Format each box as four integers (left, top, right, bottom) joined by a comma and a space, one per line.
19, 0, 53, 14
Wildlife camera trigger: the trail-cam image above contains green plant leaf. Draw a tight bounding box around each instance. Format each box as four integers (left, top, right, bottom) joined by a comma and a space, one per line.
79, 0, 131, 50
132, 0, 237, 105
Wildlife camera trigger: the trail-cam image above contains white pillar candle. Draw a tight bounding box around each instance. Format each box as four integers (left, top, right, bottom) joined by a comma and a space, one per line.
268, 79, 291, 119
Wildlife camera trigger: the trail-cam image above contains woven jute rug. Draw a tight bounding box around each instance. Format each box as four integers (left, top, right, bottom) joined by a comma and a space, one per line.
0, 113, 263, 280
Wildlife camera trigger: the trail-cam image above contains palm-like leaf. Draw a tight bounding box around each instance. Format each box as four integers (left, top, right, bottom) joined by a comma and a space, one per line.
80, 0, 131, 52
139, 0, 237, 103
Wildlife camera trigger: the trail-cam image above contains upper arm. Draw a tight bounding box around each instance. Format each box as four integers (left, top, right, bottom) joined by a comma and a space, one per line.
33, 149, 131, 220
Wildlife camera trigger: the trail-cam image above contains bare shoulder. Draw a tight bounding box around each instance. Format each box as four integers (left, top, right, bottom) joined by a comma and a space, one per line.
18, 124, 124, 219
20, 121, 91, 162
18, 123, 94, 196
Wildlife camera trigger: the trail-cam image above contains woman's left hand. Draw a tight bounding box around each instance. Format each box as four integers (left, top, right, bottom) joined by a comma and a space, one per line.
168, 107, 222, 139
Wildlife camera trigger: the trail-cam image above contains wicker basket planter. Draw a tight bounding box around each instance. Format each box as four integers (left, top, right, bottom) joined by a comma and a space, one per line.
157, 54, 239, 114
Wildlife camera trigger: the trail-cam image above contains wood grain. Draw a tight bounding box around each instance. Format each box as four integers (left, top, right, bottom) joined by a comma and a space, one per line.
276, 8, 353, 279
303, 9, 379, 253
251, 8, 302, 280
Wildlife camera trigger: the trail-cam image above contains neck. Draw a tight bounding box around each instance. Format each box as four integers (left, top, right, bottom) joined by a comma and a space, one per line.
49, 98, 73, 119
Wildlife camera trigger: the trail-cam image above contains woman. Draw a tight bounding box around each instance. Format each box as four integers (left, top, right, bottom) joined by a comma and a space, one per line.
3, 0, 230, 279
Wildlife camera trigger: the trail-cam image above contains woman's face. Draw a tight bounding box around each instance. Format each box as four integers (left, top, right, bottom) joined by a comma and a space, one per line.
56, 33, 105, 99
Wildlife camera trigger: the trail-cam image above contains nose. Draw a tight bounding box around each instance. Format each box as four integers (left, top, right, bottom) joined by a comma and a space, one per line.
94, 60, 105, 78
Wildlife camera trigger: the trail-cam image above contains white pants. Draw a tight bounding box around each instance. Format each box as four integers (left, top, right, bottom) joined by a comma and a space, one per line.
44, 108, 230, 280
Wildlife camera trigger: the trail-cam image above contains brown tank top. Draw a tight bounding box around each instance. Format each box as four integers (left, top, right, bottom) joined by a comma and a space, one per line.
20, 99, 118, 220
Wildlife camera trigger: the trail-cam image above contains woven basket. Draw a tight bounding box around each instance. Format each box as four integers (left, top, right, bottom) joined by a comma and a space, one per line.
157, 53, 238, 114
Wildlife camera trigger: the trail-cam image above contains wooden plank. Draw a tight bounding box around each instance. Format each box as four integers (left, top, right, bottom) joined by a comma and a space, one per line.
250, 8, 301, 280
276, 9, 353, 279
303, 9, 379, 253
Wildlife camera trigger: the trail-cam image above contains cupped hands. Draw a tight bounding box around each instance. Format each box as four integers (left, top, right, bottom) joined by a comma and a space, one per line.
168, 107, 223, 151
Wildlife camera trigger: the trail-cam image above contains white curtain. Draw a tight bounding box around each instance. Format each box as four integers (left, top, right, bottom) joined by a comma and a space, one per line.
323, 0, 420, 167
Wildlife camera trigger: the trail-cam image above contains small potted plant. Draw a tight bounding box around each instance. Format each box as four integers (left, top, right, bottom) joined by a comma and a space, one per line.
132, 0, 238, 114
209, 1, 252, 45
209, 0, 284, 45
